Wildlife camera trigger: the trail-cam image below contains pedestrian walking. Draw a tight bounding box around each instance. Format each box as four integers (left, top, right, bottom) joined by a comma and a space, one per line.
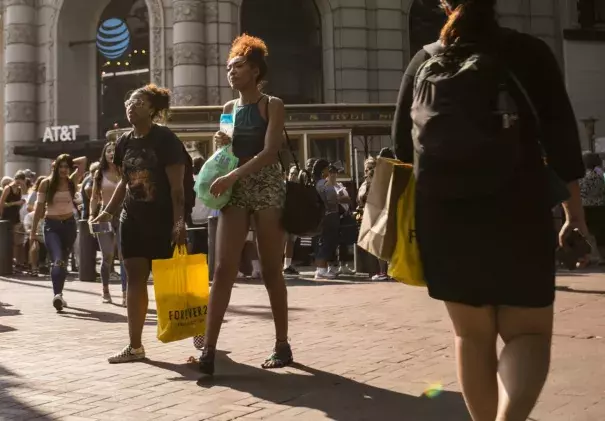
89, 142, 127, 306
94, 84, 188, 364
393, 1, 588, 420
30, 154, 87, 311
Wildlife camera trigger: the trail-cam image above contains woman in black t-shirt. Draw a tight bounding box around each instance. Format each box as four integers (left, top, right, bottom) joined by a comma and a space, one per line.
392, 1, 587, 420
94, 84, 186, 364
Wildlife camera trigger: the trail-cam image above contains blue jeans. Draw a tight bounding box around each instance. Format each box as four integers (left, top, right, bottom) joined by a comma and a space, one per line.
44, 217, 77, 295
96, 216, 127, 292
316, 212, 340, 261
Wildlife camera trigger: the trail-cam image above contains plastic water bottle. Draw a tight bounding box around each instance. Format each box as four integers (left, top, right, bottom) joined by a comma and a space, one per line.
219, 114, 234, 138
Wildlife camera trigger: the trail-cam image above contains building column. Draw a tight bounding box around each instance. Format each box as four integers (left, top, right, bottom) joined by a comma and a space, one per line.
172, 0, 206, 106
4, 0, 38, 176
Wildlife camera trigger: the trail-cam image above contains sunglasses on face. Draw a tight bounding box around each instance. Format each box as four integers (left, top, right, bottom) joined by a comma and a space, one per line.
124, 98, 145, 108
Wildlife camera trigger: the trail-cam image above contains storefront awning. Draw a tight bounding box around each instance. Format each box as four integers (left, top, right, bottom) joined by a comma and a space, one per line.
14, 140, 107, 160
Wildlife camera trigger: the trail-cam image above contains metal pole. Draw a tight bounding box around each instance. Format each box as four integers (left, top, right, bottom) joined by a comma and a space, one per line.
0, 221, 13, 276
78, 220, 97, 282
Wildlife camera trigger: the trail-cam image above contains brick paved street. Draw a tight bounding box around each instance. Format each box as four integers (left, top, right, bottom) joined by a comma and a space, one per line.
0, 269, 603, 421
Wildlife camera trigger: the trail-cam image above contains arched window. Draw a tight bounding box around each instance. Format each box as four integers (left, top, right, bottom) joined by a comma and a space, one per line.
240, 0, 323, 104
97, 0, 150, 136
409, 0, 446, 57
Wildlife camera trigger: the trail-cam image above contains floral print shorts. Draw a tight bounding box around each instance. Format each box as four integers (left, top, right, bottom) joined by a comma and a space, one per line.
229, 164, 286, 212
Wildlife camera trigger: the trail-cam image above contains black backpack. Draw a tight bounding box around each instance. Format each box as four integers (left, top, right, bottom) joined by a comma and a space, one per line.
411, 39, 523, 198
280, 129, 325, 236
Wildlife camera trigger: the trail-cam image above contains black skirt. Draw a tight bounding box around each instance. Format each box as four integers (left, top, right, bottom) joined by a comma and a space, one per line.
415, 182, 556, 308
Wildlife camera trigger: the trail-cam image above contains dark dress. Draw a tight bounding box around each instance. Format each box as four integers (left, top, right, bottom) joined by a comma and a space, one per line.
114, 125, 184, 261
392, 30, 585, 308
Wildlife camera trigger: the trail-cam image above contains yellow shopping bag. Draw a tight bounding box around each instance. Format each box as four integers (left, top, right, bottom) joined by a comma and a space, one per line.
152, 246, 209, 343
388, 175, 426, 287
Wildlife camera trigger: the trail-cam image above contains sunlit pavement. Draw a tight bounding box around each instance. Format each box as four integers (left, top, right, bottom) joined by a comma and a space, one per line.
0, 268, 603, 420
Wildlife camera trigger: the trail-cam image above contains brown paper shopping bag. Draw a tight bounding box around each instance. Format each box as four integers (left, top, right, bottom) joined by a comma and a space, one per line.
357, 158, 413, 261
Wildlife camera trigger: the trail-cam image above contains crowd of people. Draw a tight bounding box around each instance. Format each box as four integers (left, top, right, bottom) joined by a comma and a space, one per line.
0, 1, 595, 420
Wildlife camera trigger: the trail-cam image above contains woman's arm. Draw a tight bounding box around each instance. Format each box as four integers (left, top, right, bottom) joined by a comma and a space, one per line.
0, 187, 10, 217
89, 174, 100, 220
392, 50, 429, 163
30, 179, 48, 239
70, 156, 88, 182
166, 163, 186, 238
101, 179, 126, 218
231, 97, 285, 179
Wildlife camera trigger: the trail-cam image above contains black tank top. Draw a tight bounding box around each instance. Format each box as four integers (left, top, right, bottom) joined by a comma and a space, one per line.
232, 95, 268, 160
3, 186, 22, 224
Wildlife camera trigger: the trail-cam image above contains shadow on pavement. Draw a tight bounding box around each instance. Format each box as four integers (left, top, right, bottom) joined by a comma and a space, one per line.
59, 306, 156, 326
0, 364, 55, 420
227, 305, 308, 320
556, 285, 605, 296
145, 352, 470, 421
0, 302, 21, 318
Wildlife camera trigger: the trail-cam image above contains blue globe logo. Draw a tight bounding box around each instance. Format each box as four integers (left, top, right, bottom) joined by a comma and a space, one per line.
97, 18, 130, 59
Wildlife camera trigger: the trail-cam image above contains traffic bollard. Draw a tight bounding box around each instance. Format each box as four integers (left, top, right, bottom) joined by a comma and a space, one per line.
0, 221, 13, 276
78, 220, 97, 282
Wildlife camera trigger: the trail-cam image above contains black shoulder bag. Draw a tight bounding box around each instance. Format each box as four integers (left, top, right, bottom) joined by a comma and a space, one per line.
279, 129, 325, 236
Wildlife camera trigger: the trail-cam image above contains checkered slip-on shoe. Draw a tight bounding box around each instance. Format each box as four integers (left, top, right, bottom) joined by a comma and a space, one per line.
108, 345, 145, 364
193, 335, 205, 350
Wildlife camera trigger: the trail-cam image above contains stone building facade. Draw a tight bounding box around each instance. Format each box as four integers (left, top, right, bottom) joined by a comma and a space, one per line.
0, 0, 603, 176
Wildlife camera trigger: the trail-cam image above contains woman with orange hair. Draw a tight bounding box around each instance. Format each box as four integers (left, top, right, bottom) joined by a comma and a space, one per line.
199, 34, 291, 375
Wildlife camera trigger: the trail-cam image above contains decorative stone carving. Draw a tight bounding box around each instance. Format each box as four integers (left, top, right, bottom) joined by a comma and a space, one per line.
172, 86, 207, 106
37, 64, 47, 84
173, 0, 204, 23
207, 86, 221, 105
205, 43, 220, 66
5, 102, 37, 123
4, 62, 37, 84
173, 43, 205, 66
5, 24, 37, 45
146, 0, 165, 86
204, 1, 219, 23
4, 0, 36, 7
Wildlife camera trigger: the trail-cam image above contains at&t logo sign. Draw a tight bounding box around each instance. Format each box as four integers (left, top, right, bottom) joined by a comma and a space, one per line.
96, 18, 131, 59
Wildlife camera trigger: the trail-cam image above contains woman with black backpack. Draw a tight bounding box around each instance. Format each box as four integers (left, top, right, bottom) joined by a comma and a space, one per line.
393, 1, 587, 420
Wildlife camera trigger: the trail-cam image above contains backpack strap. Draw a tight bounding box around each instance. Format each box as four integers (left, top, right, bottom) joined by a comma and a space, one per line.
423, 41, 444, 57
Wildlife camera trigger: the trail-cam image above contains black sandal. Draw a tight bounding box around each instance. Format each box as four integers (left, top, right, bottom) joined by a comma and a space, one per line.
198, 346, 215, 376
261, 342, 293, 369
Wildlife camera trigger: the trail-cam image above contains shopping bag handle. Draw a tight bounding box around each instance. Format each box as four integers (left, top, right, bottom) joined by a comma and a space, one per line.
173, 245, 188, 258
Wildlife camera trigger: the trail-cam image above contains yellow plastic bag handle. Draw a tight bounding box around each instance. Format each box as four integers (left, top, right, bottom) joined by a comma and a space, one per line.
173, 245, 188, 259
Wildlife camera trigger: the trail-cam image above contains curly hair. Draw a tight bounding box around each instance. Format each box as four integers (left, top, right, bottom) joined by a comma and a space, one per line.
132, 83, 171, 123
228, 34, 269, 82
440, 0, 497, 46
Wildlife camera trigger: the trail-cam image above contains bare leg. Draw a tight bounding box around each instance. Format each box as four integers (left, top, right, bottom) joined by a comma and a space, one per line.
445, 302, 499, 421
254, 208, 288, 343
204, 206, 249, 348
496, 306, 553, 421
123, 258, 150, 349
